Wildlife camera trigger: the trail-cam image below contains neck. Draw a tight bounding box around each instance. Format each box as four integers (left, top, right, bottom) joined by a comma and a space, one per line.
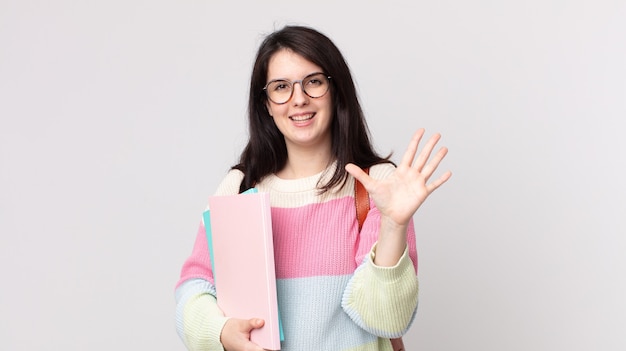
277, 146, 333, 179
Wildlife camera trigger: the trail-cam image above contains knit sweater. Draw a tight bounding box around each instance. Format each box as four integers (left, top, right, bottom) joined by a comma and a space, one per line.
175, 163, 419, 351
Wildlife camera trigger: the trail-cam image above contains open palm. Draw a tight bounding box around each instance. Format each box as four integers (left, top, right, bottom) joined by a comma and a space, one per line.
346, 129, 451, 227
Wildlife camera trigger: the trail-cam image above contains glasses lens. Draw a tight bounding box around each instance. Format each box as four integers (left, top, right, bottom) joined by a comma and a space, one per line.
266, 80, 292, 104
303, 73, 330, 98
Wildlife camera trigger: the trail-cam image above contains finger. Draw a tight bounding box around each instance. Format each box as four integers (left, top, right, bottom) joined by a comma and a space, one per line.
248, 318, 265, 330
412, 132, 441, 172
420, 146, 448, 181
244, 319, 266, 351
399, 129, 425, 169
426, 170, 452, 193
345, 163, 372, 188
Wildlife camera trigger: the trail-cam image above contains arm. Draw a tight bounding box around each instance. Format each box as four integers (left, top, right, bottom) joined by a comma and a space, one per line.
175, 279, 229, 351
342, 189, 419, 337
342, 241, 419, 338
343, 129, 451, 336
175, 223, 228, 350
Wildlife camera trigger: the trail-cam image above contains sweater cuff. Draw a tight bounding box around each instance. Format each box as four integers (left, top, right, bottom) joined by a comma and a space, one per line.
182, 293, 230, 351
205, 316, 230, 351
368, 242, 414, 282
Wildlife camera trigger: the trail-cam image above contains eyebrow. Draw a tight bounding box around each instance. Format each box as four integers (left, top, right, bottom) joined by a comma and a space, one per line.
266, 72, 324, 82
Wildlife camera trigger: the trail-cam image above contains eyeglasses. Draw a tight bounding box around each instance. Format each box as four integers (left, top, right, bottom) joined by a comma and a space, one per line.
263, 72, 331, 104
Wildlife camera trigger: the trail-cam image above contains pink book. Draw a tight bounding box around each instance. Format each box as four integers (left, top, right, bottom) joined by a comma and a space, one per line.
207, 189, 282, 350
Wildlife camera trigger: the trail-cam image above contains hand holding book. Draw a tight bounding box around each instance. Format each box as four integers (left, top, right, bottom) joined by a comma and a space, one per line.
221, 318, 270, 351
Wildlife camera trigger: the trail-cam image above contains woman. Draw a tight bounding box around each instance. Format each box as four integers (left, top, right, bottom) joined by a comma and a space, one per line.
175, 25, 451, 351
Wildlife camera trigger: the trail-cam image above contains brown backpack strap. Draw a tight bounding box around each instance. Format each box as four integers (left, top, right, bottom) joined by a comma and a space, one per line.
390, 337, 405, 351
354, 167, 370, 232
354, 167, 406, 351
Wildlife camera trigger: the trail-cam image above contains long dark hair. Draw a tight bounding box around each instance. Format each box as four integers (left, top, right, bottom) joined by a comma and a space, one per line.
234, 25, 392, 193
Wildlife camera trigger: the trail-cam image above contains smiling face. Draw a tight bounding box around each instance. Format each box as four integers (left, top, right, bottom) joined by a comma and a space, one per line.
265, 49, 334, 154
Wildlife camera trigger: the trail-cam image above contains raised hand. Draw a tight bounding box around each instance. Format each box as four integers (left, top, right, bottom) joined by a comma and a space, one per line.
345, 129, 451, 265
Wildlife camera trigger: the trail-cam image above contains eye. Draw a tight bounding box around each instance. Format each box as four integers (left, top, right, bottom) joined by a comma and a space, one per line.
270, 81, 290, 92
305, 73, 327, 87
306, 78, 323, 86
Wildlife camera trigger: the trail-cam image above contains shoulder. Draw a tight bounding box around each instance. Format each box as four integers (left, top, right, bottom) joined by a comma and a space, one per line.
213, 169, 245, 196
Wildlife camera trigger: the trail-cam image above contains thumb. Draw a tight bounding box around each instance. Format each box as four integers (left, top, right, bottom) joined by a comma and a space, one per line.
345, 163, 369, 185
249, 318, 265, 330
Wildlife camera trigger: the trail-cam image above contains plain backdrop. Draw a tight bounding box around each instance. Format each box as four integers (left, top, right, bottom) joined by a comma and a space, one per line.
1, 1, 625, 350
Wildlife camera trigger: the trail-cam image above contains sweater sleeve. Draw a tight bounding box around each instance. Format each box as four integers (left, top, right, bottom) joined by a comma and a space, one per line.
175, 279, 229, 351
341, 244, 419, 338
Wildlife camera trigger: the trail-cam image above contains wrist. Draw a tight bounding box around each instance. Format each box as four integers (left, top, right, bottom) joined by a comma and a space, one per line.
379, 215, 408, 238
374, 217, 408, 267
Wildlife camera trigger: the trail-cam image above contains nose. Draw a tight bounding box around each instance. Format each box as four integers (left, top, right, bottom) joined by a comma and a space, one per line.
291, 81, 309, 105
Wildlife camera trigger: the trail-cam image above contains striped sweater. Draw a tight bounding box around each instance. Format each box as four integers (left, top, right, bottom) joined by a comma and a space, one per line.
175, 163, 419, 350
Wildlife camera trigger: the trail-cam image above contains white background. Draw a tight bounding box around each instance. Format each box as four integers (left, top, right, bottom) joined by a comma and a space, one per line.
1, 1, 625, 350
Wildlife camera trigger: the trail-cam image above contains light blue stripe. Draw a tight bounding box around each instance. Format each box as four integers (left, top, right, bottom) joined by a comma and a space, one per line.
276, 275, 378, 350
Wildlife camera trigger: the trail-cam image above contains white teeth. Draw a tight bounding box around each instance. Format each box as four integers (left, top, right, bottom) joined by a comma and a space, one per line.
290, 114, 314, 121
